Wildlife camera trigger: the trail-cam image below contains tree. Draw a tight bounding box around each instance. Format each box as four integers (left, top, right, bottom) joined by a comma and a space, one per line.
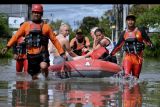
98, 16, 112, 38
49, 19, 63, 32
130, 5, 160, 28
79, 16, 99, 35
0, 13, 12, 37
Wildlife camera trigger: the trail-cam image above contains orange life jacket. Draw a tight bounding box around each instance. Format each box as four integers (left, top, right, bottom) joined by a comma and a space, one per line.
123, 28, 145, 54
90, 47, 109, 59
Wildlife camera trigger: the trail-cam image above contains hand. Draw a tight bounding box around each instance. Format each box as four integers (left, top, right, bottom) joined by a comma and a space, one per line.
13, 54, 18, 60
82, 47, 89, 52
60, 52, 67, 60
1, 47, 8, 55
149, 44, 155, 50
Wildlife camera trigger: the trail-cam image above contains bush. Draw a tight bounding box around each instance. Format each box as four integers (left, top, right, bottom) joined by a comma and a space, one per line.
144, 33, 160, 58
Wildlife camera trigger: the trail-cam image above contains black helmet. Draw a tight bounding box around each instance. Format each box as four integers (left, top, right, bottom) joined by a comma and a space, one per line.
126, 14, 136, 21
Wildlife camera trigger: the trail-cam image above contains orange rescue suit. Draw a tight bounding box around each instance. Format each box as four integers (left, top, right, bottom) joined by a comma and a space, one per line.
7, 21, 64, 55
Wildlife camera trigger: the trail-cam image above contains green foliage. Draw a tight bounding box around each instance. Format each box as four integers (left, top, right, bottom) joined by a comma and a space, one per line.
98, 16, 112, 38
0, 42, 13, 58
79, 16, 99, 35
0, 13, 12, 37
78, 14, 112, 47
144, 33, 160, 58
49, 19, 63, 32
130, 5, 160, 29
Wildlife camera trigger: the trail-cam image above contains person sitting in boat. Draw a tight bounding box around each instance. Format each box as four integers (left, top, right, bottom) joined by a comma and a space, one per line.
49, 23, 78, 65
70, 28, 90, 56
73, 28, 117, 63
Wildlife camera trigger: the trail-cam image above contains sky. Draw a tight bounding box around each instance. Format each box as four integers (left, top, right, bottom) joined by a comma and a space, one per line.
43, 4, 113, 30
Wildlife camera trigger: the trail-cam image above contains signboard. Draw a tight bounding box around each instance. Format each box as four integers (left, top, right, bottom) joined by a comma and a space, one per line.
8, 17, 25, 29
149, 27, 160, 33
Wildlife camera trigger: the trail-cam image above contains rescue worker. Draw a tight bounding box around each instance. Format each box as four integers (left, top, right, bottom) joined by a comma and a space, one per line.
12, 22, 28, 74
70, 28, 90, 56
1, 4, 64, 80
109, 14, 153, 79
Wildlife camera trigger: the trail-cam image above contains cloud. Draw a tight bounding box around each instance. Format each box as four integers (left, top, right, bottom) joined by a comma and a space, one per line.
43, 4, 112, 29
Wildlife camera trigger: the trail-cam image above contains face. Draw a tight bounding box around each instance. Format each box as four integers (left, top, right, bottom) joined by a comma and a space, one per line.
95, 31, 104, 40
126, 18, 135, 28
31, 11, 42, 22
76, 33, 83, 39
90, 31, 95, 39
61, 26, 69, 37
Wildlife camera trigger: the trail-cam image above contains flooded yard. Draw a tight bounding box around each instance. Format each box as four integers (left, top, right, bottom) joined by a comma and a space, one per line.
0, 58, 160, 107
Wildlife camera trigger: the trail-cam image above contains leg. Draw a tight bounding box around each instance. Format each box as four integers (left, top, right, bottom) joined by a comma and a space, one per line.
40, 62, 49, 78
122, 59, 133, 78
132, 63, 142, 79
16, 60, 23, 72
27, 54, 41, 80
23, 59, 28, 74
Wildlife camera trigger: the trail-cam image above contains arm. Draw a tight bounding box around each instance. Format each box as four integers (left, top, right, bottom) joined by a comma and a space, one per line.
7, 22, 26, 48
110, 31, 125, 56
85, 37, 90, 49
70, 38, 76, 49
1, 22, 26, 55
140, 28, 153, 46
64, 39, 78, 57
47, 25, 64, 55
93, 37, 100, 49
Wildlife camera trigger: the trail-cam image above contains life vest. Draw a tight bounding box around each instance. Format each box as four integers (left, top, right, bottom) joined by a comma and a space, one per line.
16, 36, 26, 55
104, 37, 114, 54
25, 21, 49, 49
73, 37, 86, 50
123, 28, 145, 54
72, 38, 86, 55
90, 47, 109, 59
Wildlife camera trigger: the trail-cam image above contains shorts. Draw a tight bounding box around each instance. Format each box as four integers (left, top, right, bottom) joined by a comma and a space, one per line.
53, 56, 65, 64
27, 53, 50, 76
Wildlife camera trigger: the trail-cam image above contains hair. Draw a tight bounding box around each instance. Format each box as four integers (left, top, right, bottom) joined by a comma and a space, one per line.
90, 27, 98, 33
20, 22, 24, 26
94, 28, 105, 35
59, 23, 69, 34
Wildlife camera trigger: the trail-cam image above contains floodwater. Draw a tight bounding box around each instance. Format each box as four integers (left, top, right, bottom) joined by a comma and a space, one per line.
0, 58, 160, 107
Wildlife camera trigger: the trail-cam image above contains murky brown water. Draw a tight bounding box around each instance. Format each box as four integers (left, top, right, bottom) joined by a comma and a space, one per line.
0, 58, 160, 107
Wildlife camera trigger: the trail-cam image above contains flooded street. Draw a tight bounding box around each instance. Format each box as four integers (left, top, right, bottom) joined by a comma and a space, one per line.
0, 58, 160, 107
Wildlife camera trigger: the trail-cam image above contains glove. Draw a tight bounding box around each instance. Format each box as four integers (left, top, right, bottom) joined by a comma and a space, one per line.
60, 52, 67, 60
1, 47, 9, 55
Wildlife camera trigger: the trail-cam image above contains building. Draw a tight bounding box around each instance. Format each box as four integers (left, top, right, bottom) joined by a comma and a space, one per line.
0, 4, 28, 19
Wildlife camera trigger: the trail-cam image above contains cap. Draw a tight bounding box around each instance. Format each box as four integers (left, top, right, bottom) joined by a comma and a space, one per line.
126, 14, 136, 20
76, 29, 83, 34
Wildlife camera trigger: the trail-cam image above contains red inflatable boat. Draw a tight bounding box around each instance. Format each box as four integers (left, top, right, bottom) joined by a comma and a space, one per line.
48, 59, 121, 78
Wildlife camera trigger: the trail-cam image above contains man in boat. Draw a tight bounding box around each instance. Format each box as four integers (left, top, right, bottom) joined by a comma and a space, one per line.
70, 28, 90, 56
49, 23, 78, 64
1, 4, 65, 80
109, 14, 153, 79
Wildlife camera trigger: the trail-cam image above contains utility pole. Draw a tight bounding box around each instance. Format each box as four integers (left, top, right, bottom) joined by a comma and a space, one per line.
123, 4, 129, 30
28, 4, 32, 20
115, 4, 119, 44
115, 4, 123, 44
